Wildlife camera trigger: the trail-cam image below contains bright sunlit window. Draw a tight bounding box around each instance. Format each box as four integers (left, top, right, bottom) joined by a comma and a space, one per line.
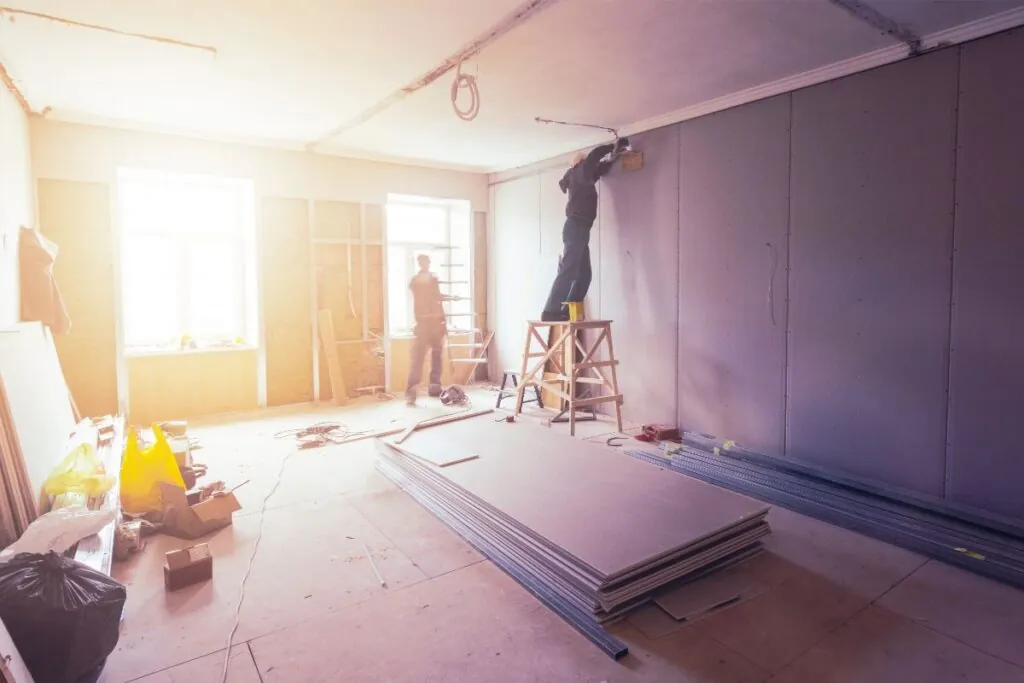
117, 168, 257, 352
386, 195, 472, 336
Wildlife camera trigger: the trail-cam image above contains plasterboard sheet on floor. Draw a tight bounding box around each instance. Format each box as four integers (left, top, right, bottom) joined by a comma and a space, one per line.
654, 564, 769, 621
378, 439, 768, 607
389, 429, 479, 467
378, 449, 767, 625
378, 415, 769, 581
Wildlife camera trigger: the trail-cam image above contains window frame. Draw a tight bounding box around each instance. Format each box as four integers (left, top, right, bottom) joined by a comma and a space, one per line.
384, 196, 472, 338
116, 168, 256, 354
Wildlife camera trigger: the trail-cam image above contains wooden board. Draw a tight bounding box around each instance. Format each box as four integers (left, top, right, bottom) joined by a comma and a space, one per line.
37, 179, 119, 417
262, 197, 313, 406
377, 415, 768, 579
317, 309, 348, 404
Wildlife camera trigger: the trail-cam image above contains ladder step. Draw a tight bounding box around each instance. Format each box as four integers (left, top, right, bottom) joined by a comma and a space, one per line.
447, 343, 484, 348
553, 375, 605, 385
579, 359, 619, 369
452, 358, 488, 364
445, 312, 477, 317
438, 280, 469, 285
573, 394, 623, 408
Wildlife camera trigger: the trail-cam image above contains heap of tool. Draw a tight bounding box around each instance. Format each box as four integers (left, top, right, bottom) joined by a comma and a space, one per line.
375, 412, 770, 659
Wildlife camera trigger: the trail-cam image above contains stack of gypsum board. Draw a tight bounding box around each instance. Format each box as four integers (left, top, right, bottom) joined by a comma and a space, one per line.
625, 442, 1024, 589
374, 416, 770, 658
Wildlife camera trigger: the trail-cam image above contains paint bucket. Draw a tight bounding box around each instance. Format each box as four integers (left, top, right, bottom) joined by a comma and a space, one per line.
564, 301, 584, 322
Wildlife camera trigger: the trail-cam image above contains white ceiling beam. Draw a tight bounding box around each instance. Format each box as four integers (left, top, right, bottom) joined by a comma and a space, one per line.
826, 0, 922, 53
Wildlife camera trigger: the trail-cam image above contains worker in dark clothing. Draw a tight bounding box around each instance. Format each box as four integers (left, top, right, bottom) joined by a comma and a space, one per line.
541, 137, 629, 321
406, 254, 450, 405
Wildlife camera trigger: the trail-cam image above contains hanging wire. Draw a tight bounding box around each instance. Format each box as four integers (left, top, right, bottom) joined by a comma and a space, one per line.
451, 60, 480, 121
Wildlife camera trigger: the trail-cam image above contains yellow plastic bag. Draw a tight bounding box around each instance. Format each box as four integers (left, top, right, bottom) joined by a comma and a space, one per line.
120, 424, 186, 515
43, 441, 115, 499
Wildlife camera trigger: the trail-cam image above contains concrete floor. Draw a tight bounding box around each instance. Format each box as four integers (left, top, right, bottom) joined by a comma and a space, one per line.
101, 390, 1024, 682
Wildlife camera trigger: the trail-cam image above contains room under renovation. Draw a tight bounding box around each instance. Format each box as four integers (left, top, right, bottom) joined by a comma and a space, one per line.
1, 1, 1024, 681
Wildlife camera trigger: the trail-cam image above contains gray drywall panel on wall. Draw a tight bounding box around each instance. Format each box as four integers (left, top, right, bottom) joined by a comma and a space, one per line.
490, 176, 541, 375
787, 49, 958, 495
946, 29, 1024, 520
676, 95, 791, 457
599, 125, 679, 424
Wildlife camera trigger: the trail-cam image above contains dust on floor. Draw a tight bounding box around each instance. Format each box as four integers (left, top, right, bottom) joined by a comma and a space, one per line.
103, 391, 1024, 683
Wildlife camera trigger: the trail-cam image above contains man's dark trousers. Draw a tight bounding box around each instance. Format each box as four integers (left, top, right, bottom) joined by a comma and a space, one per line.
543, 216, 593, 315
407, 323, 445, 391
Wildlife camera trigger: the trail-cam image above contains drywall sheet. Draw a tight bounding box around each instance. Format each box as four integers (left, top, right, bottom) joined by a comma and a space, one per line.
490, 176, 541, 375
262, 197, 313, 407
598, 126, 679, 424
945, 29, 1024, 520
676, 97, 790, 456
37, 179, 119, 417
787, 50, 958, 495
0, 322, 77, 503
378, 416, 768, 579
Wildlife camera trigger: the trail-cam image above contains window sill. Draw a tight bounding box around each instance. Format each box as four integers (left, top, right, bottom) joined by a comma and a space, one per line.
124, 344, 257, 359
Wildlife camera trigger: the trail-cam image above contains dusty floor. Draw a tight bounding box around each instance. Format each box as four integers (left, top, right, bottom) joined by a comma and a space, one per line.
101, 389, 1024, 683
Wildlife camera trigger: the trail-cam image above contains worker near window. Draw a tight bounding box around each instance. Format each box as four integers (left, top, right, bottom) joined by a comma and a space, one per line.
406, 253, 450, 405
541, 137, 629, 322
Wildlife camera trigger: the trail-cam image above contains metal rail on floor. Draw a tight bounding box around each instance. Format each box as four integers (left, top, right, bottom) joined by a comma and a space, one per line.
622, 445, 1024, 589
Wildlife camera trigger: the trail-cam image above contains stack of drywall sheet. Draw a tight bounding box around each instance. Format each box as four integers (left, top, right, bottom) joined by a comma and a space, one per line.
375, 415, 770, 657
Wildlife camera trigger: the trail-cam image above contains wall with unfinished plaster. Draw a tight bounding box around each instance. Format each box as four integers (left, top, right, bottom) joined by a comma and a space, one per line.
29, 119, 489, 421
488, 27, 1024, 522
0, 85, 33, 326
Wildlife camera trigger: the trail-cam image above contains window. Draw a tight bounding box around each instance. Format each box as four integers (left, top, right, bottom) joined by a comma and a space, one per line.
117, 168, 257, 351
385, 195, 472, 336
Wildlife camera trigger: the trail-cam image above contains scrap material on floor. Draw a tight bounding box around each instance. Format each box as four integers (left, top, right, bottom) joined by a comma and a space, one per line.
626, 440, 1024, 589
374, 413, 771, 659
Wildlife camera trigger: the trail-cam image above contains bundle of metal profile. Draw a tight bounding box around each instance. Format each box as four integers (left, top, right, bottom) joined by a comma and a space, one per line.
373, 415, 770, 659
623, 443, 1024, 588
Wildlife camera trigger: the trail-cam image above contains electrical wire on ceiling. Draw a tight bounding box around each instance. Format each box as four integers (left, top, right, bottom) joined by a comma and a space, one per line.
534, 116, 619, 138
450, 60, 480, 121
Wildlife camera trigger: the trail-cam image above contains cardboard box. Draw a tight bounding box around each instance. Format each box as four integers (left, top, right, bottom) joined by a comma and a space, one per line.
159, 420, 188, 438
164, 543, 213, 591
158, 482, 241, 540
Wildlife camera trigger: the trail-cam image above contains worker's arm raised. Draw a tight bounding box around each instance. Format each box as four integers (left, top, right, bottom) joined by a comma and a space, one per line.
583, 143, 616, 181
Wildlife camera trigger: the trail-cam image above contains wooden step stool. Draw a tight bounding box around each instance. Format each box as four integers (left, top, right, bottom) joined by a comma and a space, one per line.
514, 319, 623, 436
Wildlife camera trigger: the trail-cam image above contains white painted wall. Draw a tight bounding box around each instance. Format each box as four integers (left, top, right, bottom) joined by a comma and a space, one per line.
0, 86, 33, 326
488, 168, 607, 382
30, 119, 489, 210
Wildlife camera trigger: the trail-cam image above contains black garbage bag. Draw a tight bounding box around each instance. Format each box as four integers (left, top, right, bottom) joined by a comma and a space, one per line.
0, 551, 126, 683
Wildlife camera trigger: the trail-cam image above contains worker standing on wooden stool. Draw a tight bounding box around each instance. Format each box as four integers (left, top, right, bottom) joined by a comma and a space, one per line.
540, 137, 629, 322
406, 254, 450, 405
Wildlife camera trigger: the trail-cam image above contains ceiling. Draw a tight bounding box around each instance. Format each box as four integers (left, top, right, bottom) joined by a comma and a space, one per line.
1, 0, 1022, 172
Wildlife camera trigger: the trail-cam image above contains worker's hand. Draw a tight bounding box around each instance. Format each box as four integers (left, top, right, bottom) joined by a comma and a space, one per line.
614, 136, 630, 153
